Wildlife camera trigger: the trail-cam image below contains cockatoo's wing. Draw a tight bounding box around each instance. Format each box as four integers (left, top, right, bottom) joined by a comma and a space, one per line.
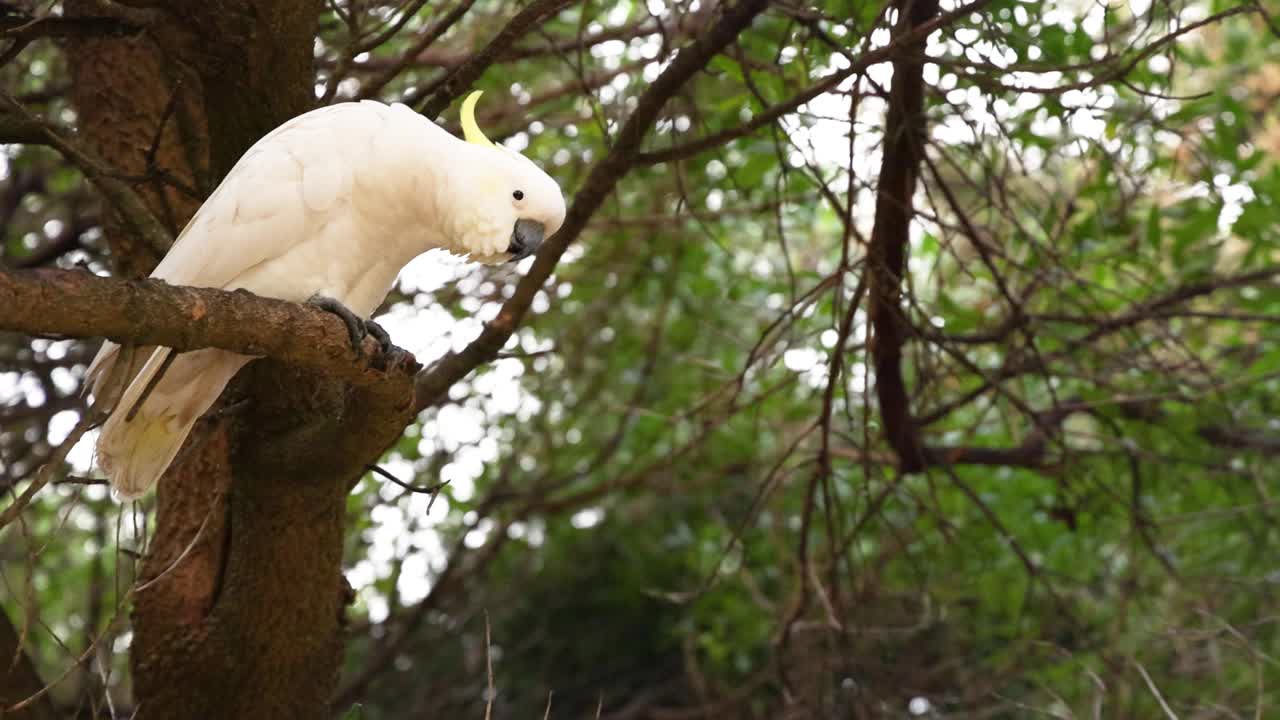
87, 103, 380, 401
151, 102, 382, 291
88, 102, 403, 496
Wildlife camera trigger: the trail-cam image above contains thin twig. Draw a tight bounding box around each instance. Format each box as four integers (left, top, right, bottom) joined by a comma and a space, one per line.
1133, 660, 1181, 720
0, 412, 99, 531
365, 464, 448, 503
0, 92, 171, 257
483, 610, 495, 720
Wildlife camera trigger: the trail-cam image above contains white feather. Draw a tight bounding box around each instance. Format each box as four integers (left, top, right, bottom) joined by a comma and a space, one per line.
88, 99, 567, 496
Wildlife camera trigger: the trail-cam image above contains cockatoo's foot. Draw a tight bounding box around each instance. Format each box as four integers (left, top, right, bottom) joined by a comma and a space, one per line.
364, 319, 393, 355
309, 295, 376, 359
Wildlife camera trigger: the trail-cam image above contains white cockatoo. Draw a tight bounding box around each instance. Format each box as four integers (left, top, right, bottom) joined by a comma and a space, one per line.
87, 92, 566, 498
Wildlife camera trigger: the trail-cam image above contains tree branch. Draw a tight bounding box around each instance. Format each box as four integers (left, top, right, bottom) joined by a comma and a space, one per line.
917, 266, 1280, 426
0, 1, 155, 66
355, 0, 479, 101
0, 8, 143, 39
0, 112, 45, 144
0, 269, 419, 388
345, 16, 695, 72
0, 93, 171, 258
865, 0, 939, 473
0, 605, 57, 720
412, 0, 773, 411
0, 1, 158, 34
415, 0, 577, 118
635, 0, 993, 165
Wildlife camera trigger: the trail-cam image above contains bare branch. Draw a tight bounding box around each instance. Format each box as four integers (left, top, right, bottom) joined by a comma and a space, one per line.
0, 112, 45, 144
413, 0, 774, 412
0, 0, 156, 66
357, 0, 479, 101
0, 411, 95, 531
415, 0, 578, 117
0, 93, 171, 258
636, 0, 994, 165
67, 0, 159, 28
0, 269, 419, 389
865, 0, 939, 473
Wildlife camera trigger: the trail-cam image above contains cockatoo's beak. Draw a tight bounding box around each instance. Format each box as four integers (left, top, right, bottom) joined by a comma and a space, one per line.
508, 219, 544, 261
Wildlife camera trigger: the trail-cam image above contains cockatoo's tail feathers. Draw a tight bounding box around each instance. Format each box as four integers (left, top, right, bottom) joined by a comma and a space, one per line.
111, 348, 173, 425
91, 347, 252, 497
84, 341, 117, 397
99, 414, 187, 499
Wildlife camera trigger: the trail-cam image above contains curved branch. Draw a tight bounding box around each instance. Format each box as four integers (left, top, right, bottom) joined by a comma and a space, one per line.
0, 93, 171, 258
415, 0, 577, 118
412, 0, 774, 412
0, 269, 418, 389
355, 0, 479, 101
635, 0, 993, 166
866, 0, 939, 473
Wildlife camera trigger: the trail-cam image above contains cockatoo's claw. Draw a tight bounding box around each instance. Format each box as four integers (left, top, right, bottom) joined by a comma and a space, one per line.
308, 295, 368, 359
365, 319, 393, 354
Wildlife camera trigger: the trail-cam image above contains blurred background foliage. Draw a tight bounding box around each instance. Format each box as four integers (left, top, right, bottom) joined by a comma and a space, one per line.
4, 0, 1280, 717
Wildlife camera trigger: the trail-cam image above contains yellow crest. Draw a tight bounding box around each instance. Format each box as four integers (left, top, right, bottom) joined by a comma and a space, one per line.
461, 91, 495, 148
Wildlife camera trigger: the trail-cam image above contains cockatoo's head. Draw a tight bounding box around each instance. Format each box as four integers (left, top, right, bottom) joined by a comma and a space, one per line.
444, 92, 566, 265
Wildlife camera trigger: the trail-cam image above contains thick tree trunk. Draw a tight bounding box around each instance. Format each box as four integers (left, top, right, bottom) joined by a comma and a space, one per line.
128, 368, 415, 718
64, 2, 411, 717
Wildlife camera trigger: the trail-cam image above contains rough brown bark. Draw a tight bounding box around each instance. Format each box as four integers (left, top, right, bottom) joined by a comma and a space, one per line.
65, 0, 205, 278
60, 1, 404, 717
0, 270, 413, 387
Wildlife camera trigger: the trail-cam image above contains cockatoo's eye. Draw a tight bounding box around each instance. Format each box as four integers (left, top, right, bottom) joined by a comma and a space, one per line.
513, 190, 525, 201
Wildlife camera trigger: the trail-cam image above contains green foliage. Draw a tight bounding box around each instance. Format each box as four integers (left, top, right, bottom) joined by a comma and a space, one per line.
6, 0, 1280, 717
